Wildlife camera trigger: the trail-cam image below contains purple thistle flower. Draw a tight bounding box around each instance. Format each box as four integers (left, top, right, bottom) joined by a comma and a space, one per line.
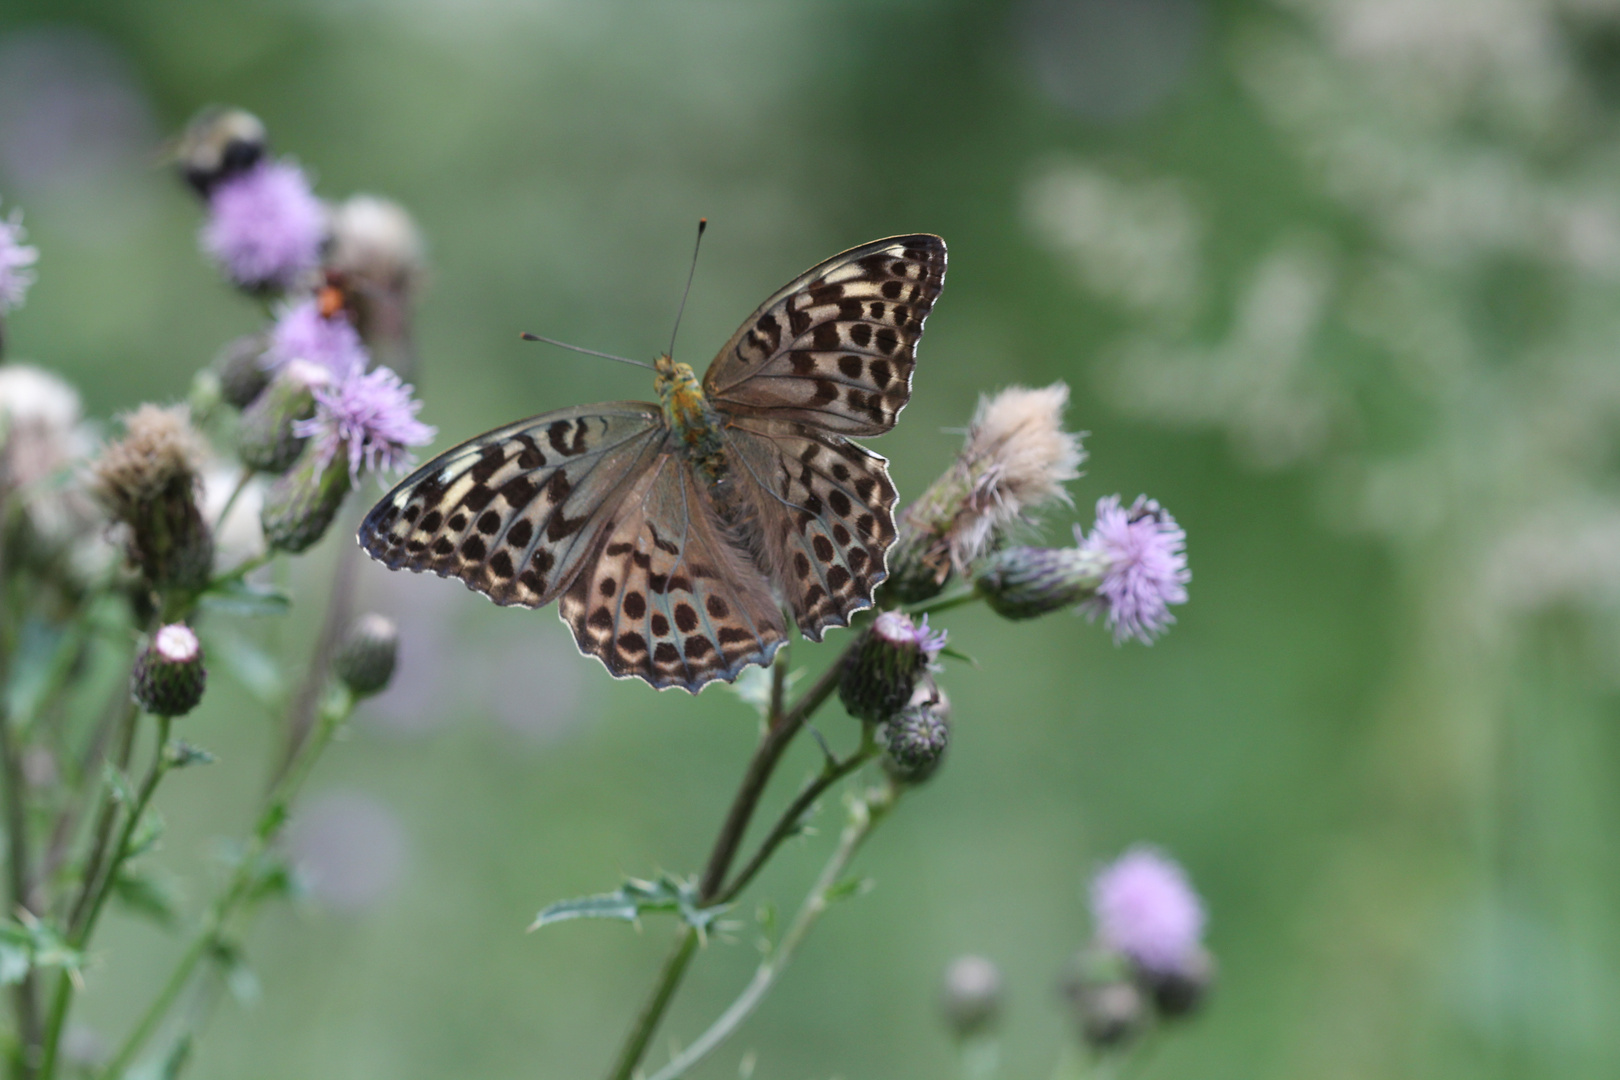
293, 365, 434, 485
873, 610, 949, 660
200, 159, 325, 291
1079, 495, 1189, 644
0, 204, 39, 312
1090, 847, 1206, 975
265, 297, 367, 379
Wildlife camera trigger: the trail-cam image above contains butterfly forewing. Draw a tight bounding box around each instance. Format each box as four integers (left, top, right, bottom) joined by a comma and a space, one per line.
358, 404, 666, 606
722, 418, 898, 639
559, 454, 788, 691
704, 235, 946, 436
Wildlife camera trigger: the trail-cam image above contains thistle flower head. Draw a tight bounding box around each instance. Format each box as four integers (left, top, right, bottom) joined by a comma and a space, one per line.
1079, 496, 1189, 644
890, 382, 1084, 601
882, 683, 951, 785
0, 203, 40, 313
940, 955, 1003, 1039
840, 612, 947, 724
292, 365, 433, 485
1090, 847, 1206, 976
132, 623, 206, 717
264, 296, 367, 379
201, 159, 325, 292
974, 543, 1107, 620
334, 613, 400, 697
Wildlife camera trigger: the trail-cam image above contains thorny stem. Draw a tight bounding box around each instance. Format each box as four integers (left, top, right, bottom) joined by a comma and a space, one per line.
38, 714, 172, 1080
212, 467, 254, 534
604, 647, 851, 1080
275, 537, 358, 781
97, 686, 355, 1080
0, 702, 40, 1080
643, 783, 898, 1080
713, 729, 879, 907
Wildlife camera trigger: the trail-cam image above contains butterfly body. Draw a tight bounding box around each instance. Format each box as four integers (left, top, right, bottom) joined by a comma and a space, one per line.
360, 234, 946, 693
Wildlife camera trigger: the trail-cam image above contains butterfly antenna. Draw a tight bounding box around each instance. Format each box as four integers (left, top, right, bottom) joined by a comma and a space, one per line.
519, 333, 655, 370
668, 217, 707, 359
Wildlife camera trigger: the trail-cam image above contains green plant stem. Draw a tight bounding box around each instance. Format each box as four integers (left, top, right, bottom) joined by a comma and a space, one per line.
712, 731, 878, 907
274, 538, 358, 781
906, 587, 980, 618
206, 550, 274, 593
212, 468, 254, 533
604, 649, 848, 1080
62, 700, 138, 937
38, 714, 171, 1080
96, 686, 354, 1080
643, 783, 897, 1080
0, 702, 40, 1080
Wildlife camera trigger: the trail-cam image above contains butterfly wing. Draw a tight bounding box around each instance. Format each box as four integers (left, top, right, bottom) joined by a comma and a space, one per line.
703, 235, 946, 437
722, 418, 898, 639
358, 403, 667, 607
559, 453, 787, 692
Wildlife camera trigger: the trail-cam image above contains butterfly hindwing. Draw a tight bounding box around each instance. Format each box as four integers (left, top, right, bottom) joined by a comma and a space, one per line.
703, 235, 946, 437
560, 454, 788, 691
723, 418, 898, 639
358, 403, 666, 606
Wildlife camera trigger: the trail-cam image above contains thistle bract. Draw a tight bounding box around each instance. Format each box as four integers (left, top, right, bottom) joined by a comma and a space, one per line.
838, 612, 946, 724
334, 613, 399, 697
237, 360, 327, 473
260, 442, 353, 554
132, 624, 206, 717
975, 543, 1107, 620
881, 686, 950, 784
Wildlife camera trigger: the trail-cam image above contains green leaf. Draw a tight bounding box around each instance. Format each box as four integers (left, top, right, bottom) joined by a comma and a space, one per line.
112, 867, 180, 928
530, 873, 725, 935
0, 917, 83, 984
208, 939, 261, 1005
207, 629, 283, 705
199, 578, 291, 617
103, 763, 137, 807
823, 875, 873, 904
166, 741, 217, 769
124, 810, 165, 861
938, 644, 979, 667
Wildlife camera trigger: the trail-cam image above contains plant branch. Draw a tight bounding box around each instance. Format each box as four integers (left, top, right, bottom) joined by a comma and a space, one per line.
274, 537, 358, 782
38, 714, 171, 1080
604, 646, 850, 1080
96, 686, 354, 1080
712, 730, 878, 907
644, 783, 898, 1080
0, 700, 40, 1080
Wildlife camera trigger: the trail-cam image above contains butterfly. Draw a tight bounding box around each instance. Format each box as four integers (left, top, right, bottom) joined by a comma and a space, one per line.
358, 234, 946, 692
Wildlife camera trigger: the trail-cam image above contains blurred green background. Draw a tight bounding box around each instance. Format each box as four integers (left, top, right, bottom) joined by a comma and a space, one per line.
3, 0, 1619, 1077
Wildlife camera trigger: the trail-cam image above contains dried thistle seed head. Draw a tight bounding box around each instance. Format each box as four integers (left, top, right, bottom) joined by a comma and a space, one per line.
132, 623, 207, 717
91, 404, 214, 592
891, 382, 1084, 601
236, 359, 328, 473
327, 195, 425, 303
175, 106, 268, 197
259, 440, 353, 554
941, 955, 1003, 1038
974, 543, 1107, 620
838, 611, 947, 724
882, 683, 950, 784
334, 613, 399, 697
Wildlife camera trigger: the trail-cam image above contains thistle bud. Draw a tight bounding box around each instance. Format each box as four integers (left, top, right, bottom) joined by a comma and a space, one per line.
974, 544, 1106, 620
91, 405, 215, 595
1143, 944, 1215, 1018
236, 360, 327, 473
259, 444, 352, 554
940, 955, 1003, 1039
215, 333, 272, 409
1060, 949, 1145, 1049
333, 614, 399, 697
175, 107, 268, 197
132, 624, 206, 717
838, 611, 946, 724
881, 684, 950, 784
